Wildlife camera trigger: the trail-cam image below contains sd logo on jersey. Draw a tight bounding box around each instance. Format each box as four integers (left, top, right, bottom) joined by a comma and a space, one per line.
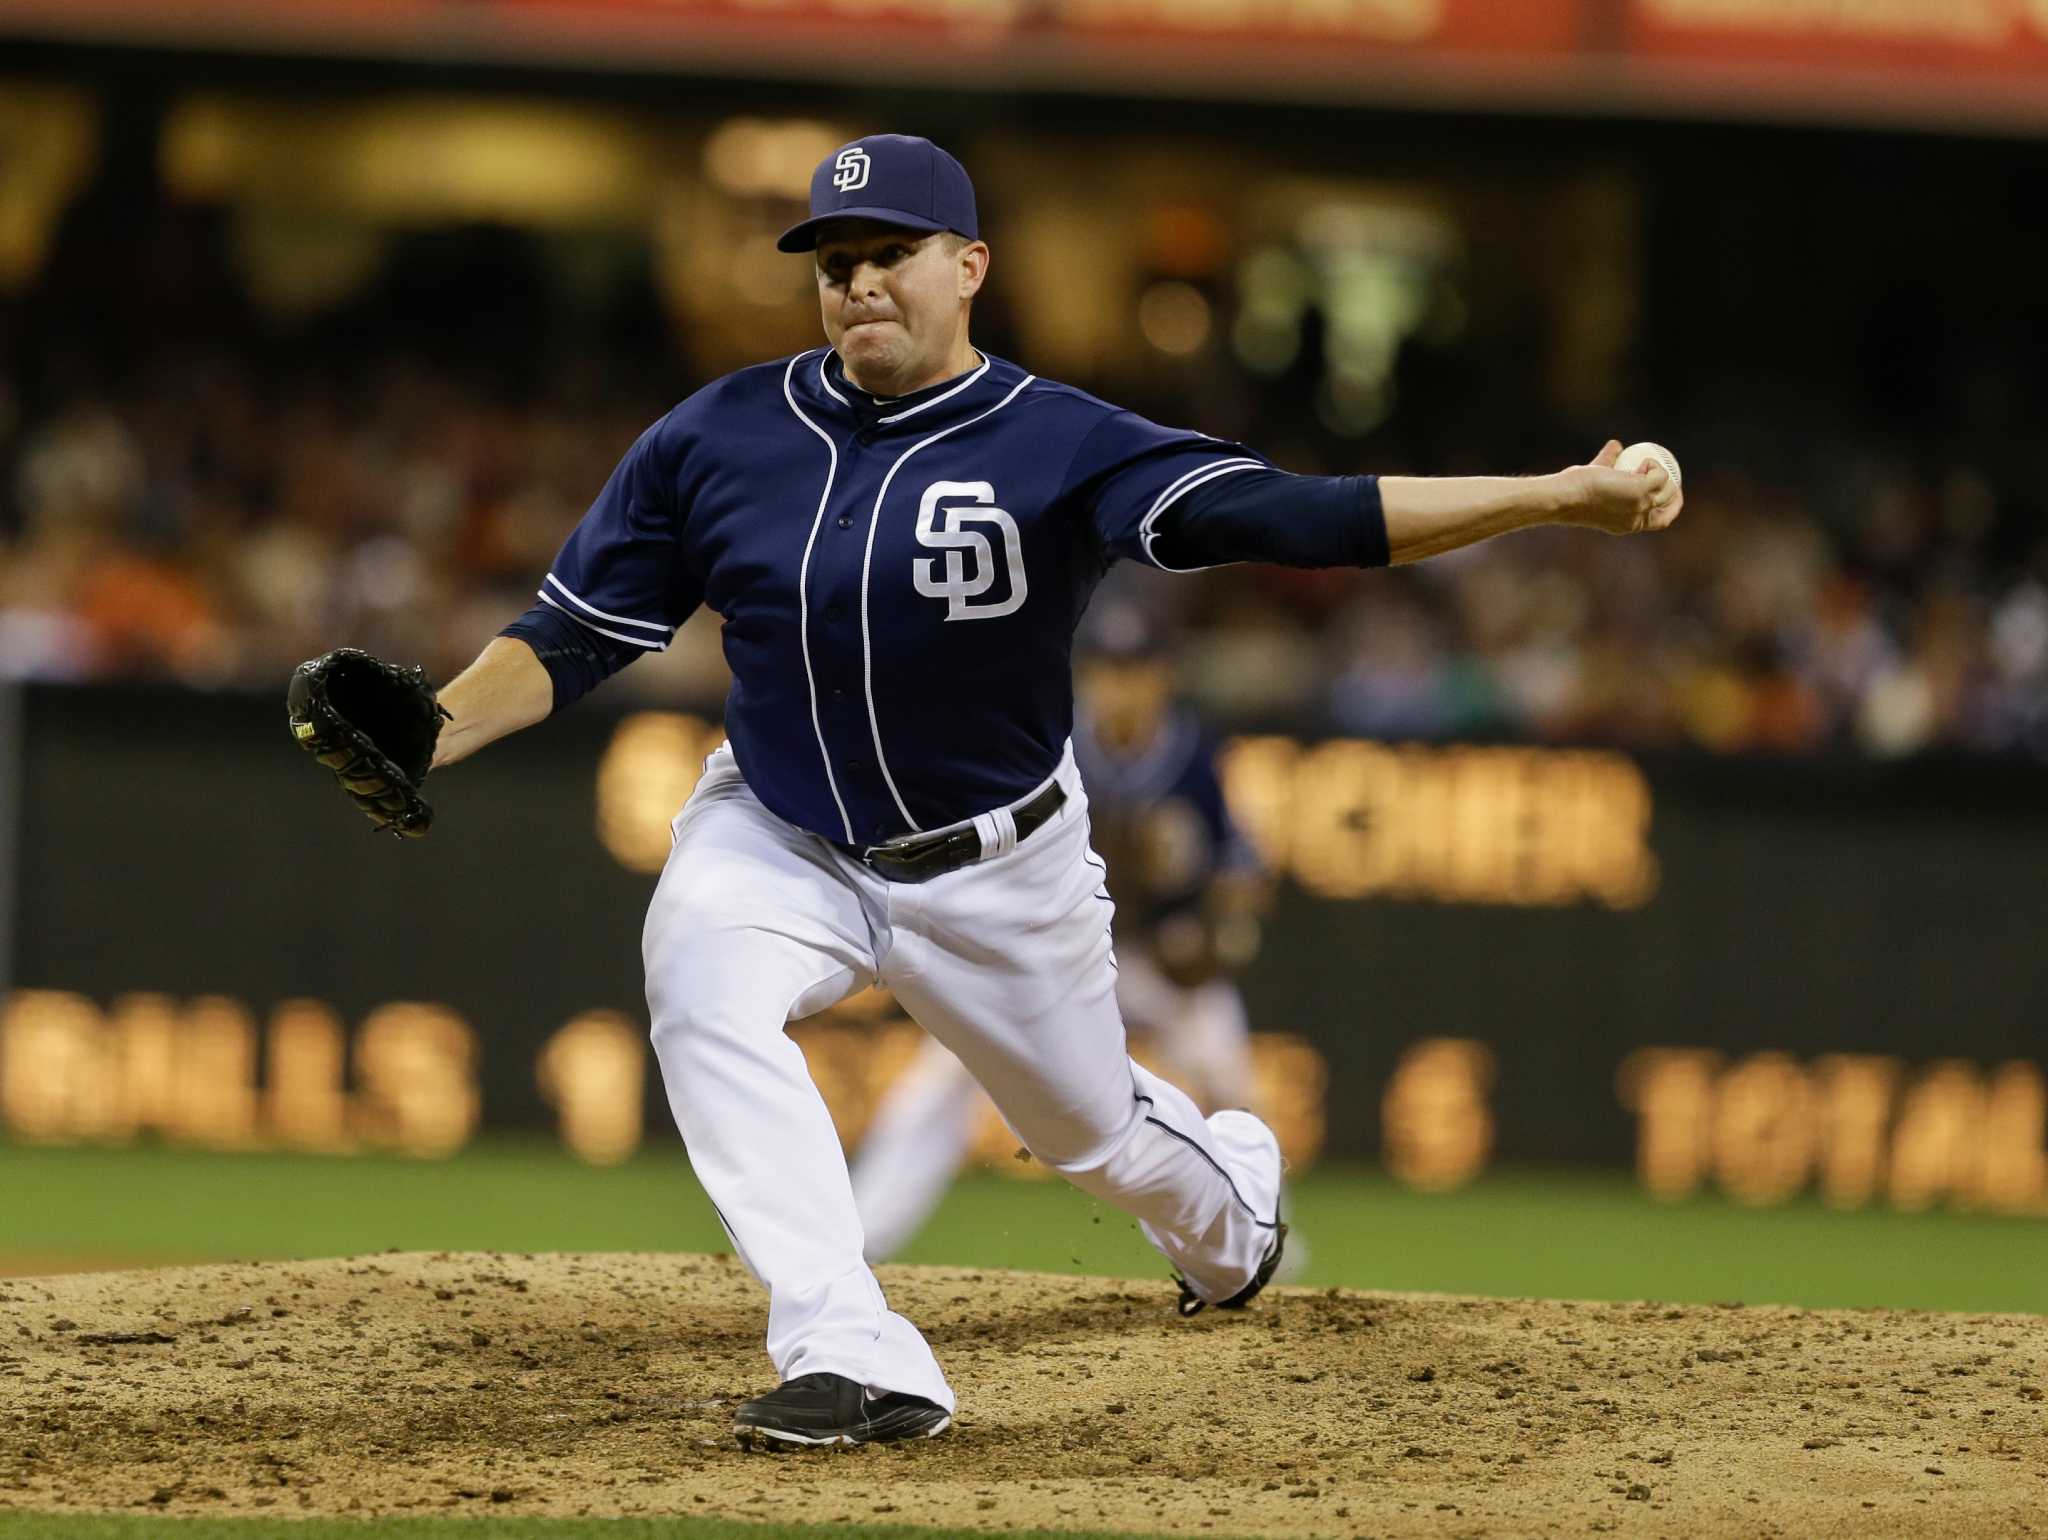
913, 480, 1026, 620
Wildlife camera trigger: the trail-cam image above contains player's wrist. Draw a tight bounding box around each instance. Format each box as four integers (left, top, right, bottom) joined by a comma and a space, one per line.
1526, 471, 1580, 528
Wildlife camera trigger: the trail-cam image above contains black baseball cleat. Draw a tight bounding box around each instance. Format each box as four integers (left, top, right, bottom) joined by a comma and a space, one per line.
732, 1371, 952, 1450
1175, 1223, 1289, 1318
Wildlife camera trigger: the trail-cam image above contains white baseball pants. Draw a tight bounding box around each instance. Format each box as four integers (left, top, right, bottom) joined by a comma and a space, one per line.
851, 952, 1258, 1262
643, 743, 1282, 1410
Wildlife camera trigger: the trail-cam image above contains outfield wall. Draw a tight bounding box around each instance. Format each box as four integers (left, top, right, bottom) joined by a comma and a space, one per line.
5, 683, 2045, 1211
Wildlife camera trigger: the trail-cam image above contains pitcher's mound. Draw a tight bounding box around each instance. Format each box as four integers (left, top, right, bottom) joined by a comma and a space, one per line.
1, 1252, 2042, 1537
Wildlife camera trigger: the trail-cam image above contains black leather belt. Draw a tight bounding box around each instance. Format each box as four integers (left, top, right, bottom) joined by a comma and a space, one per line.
835, 781, 1066, 883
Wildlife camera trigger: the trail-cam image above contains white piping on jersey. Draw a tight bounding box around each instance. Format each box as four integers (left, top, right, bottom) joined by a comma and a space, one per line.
858, 370, 1038, 831
537, 592, 667, 650
1137, 457, 1265, 573
816, 354, 847, 406
877, 353, 989, 424
781, 350, 857, 844
875, 736, 1073, 846
816, 351, 988, 424
540, 573, 675, 639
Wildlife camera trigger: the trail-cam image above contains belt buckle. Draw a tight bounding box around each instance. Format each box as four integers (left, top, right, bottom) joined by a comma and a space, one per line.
857, 833, 928, 871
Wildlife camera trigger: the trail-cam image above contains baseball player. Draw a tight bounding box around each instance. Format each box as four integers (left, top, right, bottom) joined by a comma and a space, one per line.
424, 134, 1682, 1448
850, 602, 1277, 1262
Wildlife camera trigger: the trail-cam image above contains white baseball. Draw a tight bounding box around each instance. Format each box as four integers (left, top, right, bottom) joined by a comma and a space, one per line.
1616, 440, 1682, 492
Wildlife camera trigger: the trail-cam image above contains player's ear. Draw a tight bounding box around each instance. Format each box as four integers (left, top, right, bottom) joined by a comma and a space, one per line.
957, 240, 989, 301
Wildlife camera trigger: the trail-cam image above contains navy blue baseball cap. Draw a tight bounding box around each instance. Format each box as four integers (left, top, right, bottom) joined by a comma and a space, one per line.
776, 134, 979, 254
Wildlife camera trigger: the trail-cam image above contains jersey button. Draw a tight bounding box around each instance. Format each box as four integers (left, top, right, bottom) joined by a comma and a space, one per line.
836, 516, 853, 530
824, 605, 842, 622
847, 758, 864, 772
832, 687, 846, 700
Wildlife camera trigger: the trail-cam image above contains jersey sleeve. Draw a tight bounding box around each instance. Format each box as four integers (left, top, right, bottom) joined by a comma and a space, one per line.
537, 408, 704, 654
1064, 409, 1271, 570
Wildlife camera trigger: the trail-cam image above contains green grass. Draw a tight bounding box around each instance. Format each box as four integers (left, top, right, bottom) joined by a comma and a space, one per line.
0, 1517, 1206, 1540
4, 1137, 2046, 1314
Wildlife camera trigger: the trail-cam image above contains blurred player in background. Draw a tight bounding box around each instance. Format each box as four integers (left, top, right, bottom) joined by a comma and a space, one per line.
852, 601, 1278, 1261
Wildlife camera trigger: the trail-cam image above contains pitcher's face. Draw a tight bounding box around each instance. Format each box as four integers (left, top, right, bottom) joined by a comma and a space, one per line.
815, 221, 986, 395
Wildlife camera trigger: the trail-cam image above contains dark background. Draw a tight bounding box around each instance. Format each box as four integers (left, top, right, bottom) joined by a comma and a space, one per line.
19, 682, 2045, 1164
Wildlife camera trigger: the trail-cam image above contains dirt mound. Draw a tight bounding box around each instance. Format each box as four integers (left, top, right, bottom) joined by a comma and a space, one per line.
1, 1252, 2043, 1537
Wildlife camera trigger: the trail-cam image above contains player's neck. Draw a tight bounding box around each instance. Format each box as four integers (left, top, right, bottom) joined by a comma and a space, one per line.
840, 339, 982, 400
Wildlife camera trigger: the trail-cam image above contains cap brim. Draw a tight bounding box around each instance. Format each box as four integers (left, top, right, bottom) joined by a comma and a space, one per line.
776, 209, 952, 253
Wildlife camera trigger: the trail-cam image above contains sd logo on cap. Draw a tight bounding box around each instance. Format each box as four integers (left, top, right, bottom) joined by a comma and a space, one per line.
778, 135, 979, 253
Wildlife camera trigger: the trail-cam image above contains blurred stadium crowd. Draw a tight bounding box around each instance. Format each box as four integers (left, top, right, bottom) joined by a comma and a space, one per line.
9, 336, 2045, 763
4, 152, 2047, 764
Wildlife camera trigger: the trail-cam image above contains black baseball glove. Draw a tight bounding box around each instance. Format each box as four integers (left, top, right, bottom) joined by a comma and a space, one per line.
287, 648, 451, 838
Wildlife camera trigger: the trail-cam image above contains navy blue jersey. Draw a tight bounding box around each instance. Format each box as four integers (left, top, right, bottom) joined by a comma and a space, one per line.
1074, 708, 1259, 929
541, 350, 1224, 841
519, 348, 1381, 844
